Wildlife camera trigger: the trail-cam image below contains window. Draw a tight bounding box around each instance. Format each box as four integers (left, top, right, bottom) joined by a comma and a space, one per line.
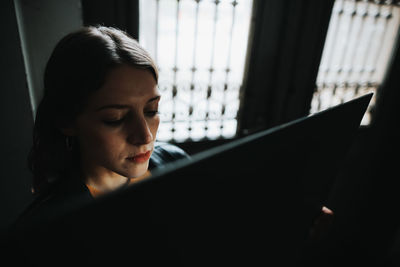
311, 0, 400, 125
139, 0, 253, 142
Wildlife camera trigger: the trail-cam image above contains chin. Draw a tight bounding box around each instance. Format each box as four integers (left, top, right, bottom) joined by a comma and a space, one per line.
118, 159, 150, 178
127, 164, 149, 178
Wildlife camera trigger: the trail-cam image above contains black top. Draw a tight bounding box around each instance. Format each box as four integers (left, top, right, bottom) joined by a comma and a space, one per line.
0, 142, 188, 266
149, 141, 190, 170
14, 142, 190, 227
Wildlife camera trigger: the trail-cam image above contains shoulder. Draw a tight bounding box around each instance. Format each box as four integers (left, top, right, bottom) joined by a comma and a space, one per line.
14, 178, 92, 228
149, 142, 190, 169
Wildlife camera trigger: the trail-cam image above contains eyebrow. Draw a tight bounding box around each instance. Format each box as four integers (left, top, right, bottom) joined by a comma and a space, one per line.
96, 95, 161, 111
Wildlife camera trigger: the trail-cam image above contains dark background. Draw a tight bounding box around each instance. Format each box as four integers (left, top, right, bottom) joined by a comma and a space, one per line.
1, 0, 399, 265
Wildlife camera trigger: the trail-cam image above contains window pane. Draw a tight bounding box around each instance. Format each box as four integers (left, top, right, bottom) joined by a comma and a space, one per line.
311, 0, 400, 125
140, 0, 253, 142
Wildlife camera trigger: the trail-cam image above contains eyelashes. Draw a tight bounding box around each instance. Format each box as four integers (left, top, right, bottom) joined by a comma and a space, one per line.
145, 110, 160, 117
102, 110, 159, 127
102, 118, 124, 126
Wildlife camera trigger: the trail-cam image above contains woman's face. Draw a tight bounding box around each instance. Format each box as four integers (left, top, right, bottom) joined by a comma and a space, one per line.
71, 65, 160, 181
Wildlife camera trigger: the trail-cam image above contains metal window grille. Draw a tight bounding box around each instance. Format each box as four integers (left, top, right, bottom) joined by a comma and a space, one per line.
311, 0, 400, 125
139, 0, 253, 142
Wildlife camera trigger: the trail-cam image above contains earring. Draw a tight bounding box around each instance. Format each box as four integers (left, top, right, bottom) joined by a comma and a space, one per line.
65, 136, 74, 151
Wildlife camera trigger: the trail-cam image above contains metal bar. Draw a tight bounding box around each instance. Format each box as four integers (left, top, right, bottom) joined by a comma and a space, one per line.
336, 1, 357, 77
358, 2, 380, 82
221, 0, 238, 135
369, 4, 393, 77
191, 0, 201, 84
206, 0, 220, 136
343, 0, 367, 86
351, 1, 370, 85
173, 0, 181, 85
224, 0, 238, 83
155, 0, 160, 66
172, 0, 181, 140
189, 0, 201, 139
321, 0, 344, 86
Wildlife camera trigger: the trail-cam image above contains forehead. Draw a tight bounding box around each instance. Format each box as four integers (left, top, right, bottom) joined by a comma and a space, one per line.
88, 65, 158, 108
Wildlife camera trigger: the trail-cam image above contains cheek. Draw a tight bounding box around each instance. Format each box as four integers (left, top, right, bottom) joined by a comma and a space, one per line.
150, 117, 160, 138
78, 127, 125, 159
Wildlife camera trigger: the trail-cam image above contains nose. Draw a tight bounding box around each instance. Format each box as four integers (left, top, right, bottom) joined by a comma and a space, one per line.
126, 114, 153, 145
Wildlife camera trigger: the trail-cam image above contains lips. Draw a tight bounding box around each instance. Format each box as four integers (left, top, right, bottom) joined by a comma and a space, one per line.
127, 151, 151, 164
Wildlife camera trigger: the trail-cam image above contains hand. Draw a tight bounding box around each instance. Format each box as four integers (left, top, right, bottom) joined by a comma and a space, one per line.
308, 206, 334, 241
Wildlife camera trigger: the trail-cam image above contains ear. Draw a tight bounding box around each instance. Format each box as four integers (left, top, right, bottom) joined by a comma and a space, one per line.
60, 127, 77, 136
58, 121, 78, 137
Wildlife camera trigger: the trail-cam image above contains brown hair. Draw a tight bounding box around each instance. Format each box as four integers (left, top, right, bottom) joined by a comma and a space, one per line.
28, 26, 158, 194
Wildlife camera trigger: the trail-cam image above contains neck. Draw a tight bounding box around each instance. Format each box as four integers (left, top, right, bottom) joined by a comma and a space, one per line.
85, 171, 151, 197
84, 172, 129, 193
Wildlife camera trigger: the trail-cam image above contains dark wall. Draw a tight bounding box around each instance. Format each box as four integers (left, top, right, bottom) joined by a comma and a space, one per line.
0, 0, 82, 230
237, 0, 334, 134
14, 0, 83, 115
81, 0, 139, 40
0, 0, 34, 230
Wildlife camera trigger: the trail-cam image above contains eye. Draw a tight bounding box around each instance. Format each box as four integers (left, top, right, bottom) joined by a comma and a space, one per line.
102, 117, 125, 126
145, 110, 159, 117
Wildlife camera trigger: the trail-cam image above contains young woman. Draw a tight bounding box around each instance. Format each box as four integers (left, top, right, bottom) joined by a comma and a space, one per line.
9, 26, 333, 265
18, 26, 190, 222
